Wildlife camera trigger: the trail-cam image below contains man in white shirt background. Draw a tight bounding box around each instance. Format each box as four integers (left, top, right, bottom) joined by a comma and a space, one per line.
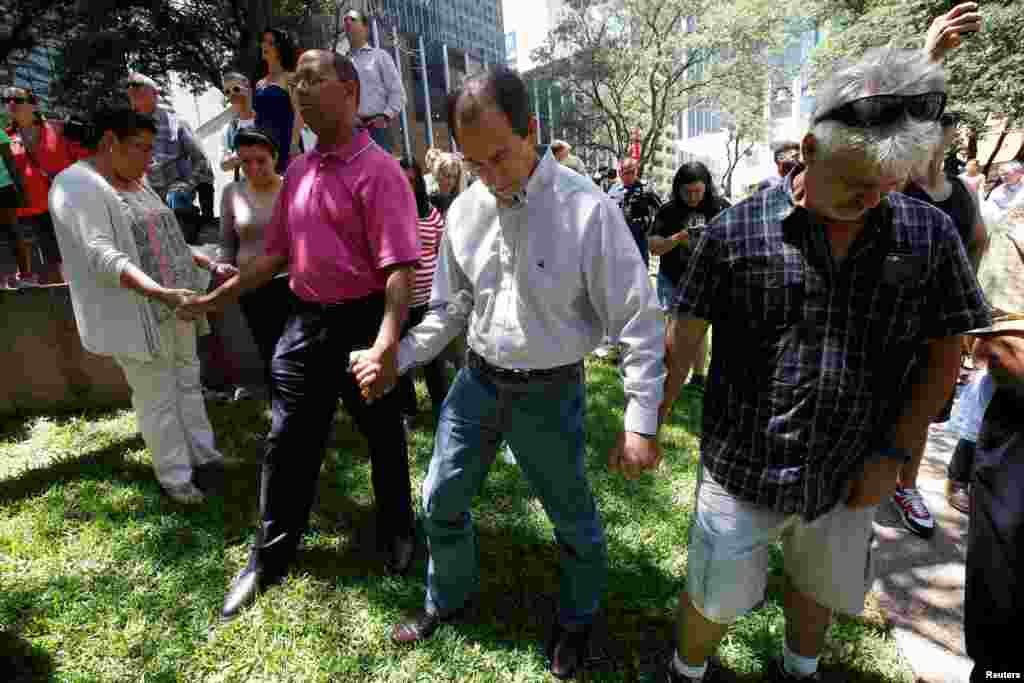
343, 9, 406, 154
351, 67, 666, 680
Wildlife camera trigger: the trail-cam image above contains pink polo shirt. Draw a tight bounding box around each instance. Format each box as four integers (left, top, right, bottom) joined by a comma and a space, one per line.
264, 129, 420, 303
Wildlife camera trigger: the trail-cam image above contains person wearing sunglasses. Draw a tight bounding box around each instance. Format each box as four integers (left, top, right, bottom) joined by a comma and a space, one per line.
4, 86, 88, 287
125, 73, 214, 241
658, 47, 989, 683
220, 72, 256, 177
343, 9, 405, 153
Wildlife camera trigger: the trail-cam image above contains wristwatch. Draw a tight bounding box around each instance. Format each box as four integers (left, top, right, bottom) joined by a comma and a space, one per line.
877, 445, 912, 464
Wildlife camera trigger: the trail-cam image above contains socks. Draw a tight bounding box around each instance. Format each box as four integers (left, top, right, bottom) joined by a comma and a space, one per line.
671, 650, 707, 681
783, 641, 820, 679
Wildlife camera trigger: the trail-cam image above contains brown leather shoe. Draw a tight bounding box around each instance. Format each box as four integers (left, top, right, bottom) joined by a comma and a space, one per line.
946, 480, 971, 515
391, 604, 471, 644
546, 623, 593, 680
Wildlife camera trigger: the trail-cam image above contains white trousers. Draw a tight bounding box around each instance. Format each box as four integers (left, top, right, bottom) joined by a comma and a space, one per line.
115, 318, 223, 489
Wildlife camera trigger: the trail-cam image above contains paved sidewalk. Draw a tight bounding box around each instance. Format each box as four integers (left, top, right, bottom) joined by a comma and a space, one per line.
872, 421, 972, 683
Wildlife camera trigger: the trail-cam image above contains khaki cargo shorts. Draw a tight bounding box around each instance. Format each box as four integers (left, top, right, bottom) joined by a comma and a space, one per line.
686, 467, 877, 624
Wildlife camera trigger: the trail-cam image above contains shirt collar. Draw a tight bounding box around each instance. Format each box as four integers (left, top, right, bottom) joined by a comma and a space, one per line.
524, 149, 558, 198
311, 129, 373, 164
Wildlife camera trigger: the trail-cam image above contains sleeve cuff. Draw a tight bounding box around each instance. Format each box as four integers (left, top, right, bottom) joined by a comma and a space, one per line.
397, 339, 415, 375
625, 401, 660, 437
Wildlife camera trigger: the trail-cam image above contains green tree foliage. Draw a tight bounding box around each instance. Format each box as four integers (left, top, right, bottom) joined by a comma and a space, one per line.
532, 0, 793, 174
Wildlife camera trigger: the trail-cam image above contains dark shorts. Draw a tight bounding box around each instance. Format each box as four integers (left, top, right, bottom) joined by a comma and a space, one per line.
13, 212, 62, 263
0, 184, 19, 210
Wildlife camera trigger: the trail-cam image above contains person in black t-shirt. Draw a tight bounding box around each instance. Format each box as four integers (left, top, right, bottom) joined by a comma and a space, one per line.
649, 162, 729, 387
895, 111, 989, 539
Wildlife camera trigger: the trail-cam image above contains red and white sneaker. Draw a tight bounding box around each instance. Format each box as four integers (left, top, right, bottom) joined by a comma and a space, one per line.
892, 487, 935, 538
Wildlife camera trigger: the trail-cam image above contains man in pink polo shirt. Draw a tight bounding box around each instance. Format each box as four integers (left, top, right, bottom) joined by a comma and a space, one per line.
179, 50, 421, 620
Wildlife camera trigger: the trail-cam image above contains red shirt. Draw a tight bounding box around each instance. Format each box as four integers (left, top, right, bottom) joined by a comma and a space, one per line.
7, 122, 88, 217
412, 206, 445, 307
264, 129, 420, 303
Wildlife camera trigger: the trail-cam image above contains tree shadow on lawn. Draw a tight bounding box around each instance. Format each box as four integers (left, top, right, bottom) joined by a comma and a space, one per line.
0, 629, 55, 683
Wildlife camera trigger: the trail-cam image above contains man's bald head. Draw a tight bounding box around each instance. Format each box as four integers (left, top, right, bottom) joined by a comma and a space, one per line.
448, 67, 531, 145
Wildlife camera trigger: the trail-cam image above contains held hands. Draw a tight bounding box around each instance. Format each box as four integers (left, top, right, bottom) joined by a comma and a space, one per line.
175, 292, 218, 321
925, 2, 981, 61
210, 262, 240, 280
608, 431, 663, 480
349, 345, 399, 403
845, 454, 903, 509
157, 288, 198, 310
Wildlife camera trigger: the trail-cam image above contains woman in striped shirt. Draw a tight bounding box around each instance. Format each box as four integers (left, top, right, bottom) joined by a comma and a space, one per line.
397, 157, 449, 426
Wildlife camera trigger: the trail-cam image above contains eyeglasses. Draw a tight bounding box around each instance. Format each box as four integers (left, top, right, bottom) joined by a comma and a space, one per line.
126, 82, 148, 90
812, 92, 947, 128
5, 96, 31, 104
226, 85, 246, 95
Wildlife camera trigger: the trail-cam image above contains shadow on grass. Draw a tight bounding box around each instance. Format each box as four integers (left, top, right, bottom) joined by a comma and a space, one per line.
0, 434, 146, 505
0, 629, 55, 683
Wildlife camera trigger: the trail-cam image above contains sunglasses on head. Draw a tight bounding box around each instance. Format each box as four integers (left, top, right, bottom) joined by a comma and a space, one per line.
5, 96, 31, 104
813, 92, 947, 128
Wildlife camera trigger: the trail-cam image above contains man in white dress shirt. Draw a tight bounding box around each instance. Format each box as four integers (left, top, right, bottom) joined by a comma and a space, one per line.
343, 9, 406, 153
352, 67, 666, 680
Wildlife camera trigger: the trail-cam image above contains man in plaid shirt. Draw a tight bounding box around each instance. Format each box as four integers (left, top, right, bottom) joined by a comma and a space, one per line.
658, 44, 989, 683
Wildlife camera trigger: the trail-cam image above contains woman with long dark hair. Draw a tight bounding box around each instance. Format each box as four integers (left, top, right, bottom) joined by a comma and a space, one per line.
649, 161, 729, 387
396, 157, 449, 425
256, 28, 300, 174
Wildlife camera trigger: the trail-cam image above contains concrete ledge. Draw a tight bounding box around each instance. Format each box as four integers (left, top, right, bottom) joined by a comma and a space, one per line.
0, 285, 131, 415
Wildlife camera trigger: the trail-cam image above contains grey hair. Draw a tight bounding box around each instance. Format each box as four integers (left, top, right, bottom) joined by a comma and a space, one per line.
1003, 161, 1023, 174
810, 47, 946, 176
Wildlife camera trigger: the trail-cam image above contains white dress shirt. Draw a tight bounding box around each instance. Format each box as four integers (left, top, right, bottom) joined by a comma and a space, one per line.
397, 152, 666, 435
348, 45, 406, 119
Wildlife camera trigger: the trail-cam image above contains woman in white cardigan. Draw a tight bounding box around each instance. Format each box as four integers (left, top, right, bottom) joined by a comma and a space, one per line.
49, 108, 231, 504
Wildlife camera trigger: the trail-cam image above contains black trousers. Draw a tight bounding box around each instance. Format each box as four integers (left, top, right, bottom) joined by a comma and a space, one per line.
239, 276, 295, 388
253, 292, 415, 576
395, 304, 450, 423
965, 388, 1024, 679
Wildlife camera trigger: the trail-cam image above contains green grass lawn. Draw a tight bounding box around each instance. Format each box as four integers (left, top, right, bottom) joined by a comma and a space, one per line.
0, 360, 911, 682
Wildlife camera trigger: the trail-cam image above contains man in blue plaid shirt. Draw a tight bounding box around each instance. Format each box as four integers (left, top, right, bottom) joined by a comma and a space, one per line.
658, 44, 989, 683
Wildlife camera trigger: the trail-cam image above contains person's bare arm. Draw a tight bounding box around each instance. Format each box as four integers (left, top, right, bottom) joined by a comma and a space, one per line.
846, 335, 961, 508
649, 231, 689, 256
178, 253, 287, 318
119, 262, 196, 309
660, 316, 711, 425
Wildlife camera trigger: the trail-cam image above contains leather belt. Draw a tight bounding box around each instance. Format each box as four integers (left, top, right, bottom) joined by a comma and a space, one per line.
467, 350, 581, 383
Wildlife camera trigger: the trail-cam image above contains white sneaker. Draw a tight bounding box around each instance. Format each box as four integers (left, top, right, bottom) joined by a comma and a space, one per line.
163, 481, 206, 505
593, 344, 614, 359
233, 386, 258, 401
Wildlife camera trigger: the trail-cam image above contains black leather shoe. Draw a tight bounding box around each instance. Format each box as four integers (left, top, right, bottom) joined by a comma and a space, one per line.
546, 623, 593, 680
385, 535, 416, 576
220, 566, 282, 621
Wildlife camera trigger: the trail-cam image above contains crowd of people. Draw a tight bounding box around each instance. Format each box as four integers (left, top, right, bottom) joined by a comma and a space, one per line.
3, 1, 1023, 681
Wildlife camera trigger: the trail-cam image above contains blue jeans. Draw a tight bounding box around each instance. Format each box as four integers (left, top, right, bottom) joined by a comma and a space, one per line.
368, 124, 393, 153
165, 189, 196, 211
422, 364, 607, 627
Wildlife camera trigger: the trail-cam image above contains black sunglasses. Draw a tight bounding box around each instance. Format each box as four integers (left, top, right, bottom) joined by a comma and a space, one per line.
813, 92, 947, 128
226, 85, 246, 94
5, 96, 31, 104
126, 82, 148, 90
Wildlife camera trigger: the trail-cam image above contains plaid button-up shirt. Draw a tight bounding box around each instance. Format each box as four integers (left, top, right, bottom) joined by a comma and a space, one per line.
674, 173, 990, 520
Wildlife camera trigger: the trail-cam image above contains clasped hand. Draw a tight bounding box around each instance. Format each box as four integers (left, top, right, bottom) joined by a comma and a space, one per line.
349, 346, 399, 403
607, 431, 663, 480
